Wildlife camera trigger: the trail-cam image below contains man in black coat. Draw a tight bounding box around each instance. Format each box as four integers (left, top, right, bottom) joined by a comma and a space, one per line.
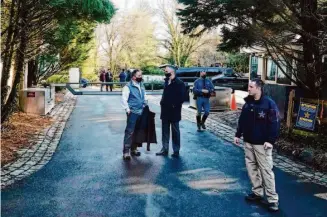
156, 65, 185, 157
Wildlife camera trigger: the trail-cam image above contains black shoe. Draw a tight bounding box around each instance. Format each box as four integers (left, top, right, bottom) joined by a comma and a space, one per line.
201, 114, 208, 130
156, 150, 168, 156
131, 150, 141, 156
245, 193, 263, 202
267, 202, 279, 212
171, 152, 180, 158
123, 152, 131, 160
196, 115, 201, 131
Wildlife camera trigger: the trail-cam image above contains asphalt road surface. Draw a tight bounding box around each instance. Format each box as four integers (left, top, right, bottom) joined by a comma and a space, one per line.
1, 95, 327, 217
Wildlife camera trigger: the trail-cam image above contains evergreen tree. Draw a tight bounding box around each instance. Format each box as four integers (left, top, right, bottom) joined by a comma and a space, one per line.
178, 0, 327, 97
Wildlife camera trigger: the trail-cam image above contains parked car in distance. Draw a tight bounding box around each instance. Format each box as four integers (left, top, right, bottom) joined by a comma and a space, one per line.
176, 67, 229, 83
211, 71, 248, 91
176, 67, 248, 91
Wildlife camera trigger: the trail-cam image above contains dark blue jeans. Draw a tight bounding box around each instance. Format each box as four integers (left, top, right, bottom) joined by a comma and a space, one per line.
196, 97, 210, 116
123, 112, 141, 153
161, 120, 180, 153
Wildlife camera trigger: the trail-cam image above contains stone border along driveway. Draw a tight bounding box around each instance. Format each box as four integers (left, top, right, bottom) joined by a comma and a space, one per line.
1, 92, 77, 189
147, 95, 327, 187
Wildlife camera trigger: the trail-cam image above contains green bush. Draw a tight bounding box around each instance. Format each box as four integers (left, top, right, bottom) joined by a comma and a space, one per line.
144, 81, 164, 90
141, 66, 163, 75
83, 73, 98, 82
47, 74, 69, 84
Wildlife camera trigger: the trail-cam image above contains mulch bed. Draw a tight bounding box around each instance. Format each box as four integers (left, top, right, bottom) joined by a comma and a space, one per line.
1, 112, 53, 165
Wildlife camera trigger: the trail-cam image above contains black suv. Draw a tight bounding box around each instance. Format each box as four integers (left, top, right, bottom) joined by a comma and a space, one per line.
176, 67, 248, 91
211, 71, 248, 91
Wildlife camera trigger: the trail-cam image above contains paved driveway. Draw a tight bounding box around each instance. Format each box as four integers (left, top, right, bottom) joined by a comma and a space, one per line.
1, 95, 327, 217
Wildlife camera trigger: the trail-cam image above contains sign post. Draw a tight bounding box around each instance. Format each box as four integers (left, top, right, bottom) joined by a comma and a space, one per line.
295, 100, 319, 131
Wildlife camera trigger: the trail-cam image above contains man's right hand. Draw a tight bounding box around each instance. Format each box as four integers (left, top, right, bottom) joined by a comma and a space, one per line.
234, 137, 240, 145
202, 89, 209, 93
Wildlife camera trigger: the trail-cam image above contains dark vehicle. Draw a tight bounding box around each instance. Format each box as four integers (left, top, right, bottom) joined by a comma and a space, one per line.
176, 67, 228, 83
80, 78, 88, 88
211, 71, 248, 91
176, 67, 248, 91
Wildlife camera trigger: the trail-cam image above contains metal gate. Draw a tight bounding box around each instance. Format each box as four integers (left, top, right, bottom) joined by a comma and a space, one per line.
50, 82, 164, 95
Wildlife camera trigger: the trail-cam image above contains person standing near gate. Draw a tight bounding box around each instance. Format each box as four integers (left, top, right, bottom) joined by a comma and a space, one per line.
234, 78, 280, 212
106, 68, 113, 92
193, 70, 215, 131
99, 69, 107, 92
119, 69, 126, 82
121, 69, 146, 160
156, 65, 185, 158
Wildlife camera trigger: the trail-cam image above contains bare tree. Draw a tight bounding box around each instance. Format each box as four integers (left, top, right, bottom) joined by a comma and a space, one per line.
156, 0, 215, 67
98, 8, 159, 75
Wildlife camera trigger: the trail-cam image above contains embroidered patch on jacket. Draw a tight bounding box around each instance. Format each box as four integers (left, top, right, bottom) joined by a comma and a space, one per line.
258, 111, 266, 118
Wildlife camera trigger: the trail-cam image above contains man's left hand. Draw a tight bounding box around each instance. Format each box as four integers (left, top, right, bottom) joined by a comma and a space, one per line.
263, 142, 273, 150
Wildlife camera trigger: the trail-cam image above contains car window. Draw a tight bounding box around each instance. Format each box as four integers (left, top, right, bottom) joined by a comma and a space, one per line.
206, 71, 222, 77
177, 71, 198, 77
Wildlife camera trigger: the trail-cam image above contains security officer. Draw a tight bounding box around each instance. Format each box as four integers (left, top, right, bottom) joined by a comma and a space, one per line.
193, 70, 215, 131
234, 78, 280, 212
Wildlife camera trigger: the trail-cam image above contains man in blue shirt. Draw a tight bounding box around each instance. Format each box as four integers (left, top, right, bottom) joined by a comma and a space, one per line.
234, 78, 280, 212
193, 71, 215, 131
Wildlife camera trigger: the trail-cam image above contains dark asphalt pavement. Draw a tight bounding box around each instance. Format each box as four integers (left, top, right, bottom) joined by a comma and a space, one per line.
1, 95, 327, 217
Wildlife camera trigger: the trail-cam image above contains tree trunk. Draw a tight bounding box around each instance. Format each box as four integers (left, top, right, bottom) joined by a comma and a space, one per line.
27, 58, 38, 87
1, 0, 20, 107
301, 0, 319, 98
1, 0, 28, 123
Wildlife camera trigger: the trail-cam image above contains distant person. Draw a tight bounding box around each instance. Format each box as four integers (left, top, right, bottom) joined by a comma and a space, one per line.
121, 69, 147, 160
250, 70, 257, 79
156, 65, 185, 158
119, 69, 127, 83
193, 70, 215, 131
99, 69, 108, 92
106, 68, 113, 92
125, 69, 132, 82
234, 78, 280, 212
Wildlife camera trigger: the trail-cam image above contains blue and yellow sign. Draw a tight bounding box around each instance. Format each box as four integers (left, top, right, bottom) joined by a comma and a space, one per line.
295, 102, 318, 131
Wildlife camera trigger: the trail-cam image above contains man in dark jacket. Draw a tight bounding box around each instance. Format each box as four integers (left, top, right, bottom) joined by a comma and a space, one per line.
119, 69, 127, 83
106, 68, 113, 92
126, 70, 132, 82
99, 69, 107, 91
234, 78, 280, 212
156, 65, 185, 158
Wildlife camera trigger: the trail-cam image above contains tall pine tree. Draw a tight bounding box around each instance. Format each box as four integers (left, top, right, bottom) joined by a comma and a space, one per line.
178, 0, 327, 97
